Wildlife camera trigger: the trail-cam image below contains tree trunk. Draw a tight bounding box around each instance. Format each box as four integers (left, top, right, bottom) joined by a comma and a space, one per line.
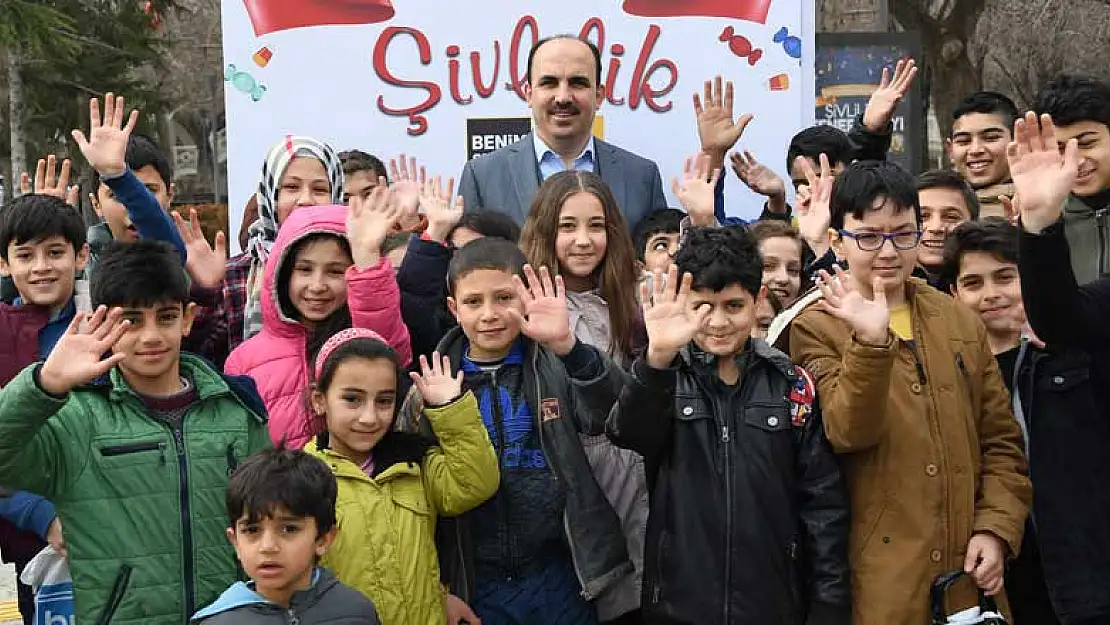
8, 47, 26, 197
818, 0, 888, 32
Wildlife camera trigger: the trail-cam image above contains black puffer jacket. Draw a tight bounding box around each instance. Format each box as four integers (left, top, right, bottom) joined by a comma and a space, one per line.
607, 340, 850, 625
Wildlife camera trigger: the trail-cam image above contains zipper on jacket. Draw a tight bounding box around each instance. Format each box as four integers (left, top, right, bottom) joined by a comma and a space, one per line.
955, 352, 972, 393
170, 425, 197, 618
226, 443, 238, 476
94, 564, 133, 625
488, 370, 514, 578
100, 441, 167, 465
909, 342, 928, 386
287, 608, 300, 625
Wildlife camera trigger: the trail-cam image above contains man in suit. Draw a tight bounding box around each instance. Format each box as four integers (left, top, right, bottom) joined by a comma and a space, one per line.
459, 35, 667, 231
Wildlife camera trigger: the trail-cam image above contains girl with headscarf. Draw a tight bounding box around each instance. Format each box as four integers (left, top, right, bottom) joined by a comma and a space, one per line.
186, 135, 345, 367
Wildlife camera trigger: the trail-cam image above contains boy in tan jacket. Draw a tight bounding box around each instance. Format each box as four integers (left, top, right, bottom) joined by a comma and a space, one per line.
787, 157, 1031, 624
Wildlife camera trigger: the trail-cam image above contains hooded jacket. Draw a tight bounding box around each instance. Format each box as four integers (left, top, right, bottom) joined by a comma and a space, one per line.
308, 391, 498, 625
190, 568, 380, 625
225, 205, 412, 448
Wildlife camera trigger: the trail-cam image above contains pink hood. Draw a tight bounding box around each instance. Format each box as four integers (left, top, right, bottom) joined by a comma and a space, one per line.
225, 204, 412, 448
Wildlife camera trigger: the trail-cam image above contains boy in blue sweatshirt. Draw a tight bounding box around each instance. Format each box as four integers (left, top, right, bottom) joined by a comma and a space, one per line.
74, 92, 185, 274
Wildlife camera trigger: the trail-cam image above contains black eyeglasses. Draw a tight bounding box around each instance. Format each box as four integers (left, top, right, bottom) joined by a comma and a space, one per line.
837, 229, 922, 251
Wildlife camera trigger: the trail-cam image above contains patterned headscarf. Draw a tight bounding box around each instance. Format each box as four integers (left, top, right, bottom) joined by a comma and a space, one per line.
242, 135, 345, 340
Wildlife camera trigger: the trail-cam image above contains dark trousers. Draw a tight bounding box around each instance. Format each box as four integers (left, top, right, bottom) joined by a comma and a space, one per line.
14, 559, 33, 625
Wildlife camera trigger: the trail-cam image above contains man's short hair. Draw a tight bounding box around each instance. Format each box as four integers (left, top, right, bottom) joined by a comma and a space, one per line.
225, 447, 338, 537
787, 126, 856, 172
941, 217, 1018, 289
526, 35, 603, 86
339, 149, 388, 182
917, 169, 981, 220
92, 134, 172, 191
90, 240, 189, 309
830, 161, 921, 230
952, 91, 1020, 127
631, 208, 684, 261
447, 236, 526, 295
450, 211, 522, 244
674, 225, 763, 296
0, 195, 86, 261
1035, 73, 1110, 128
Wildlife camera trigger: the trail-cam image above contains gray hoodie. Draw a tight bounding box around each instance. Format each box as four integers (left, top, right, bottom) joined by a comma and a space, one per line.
190, 568, 380, 625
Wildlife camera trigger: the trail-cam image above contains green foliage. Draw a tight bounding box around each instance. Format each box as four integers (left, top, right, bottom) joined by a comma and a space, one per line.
3, 0, 179, 180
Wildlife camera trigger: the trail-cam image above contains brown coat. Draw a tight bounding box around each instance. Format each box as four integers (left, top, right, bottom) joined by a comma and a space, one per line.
789, 279, 1031, 625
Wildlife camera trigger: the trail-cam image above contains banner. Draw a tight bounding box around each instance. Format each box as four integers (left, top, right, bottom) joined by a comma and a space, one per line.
222, 0, 816, 251
815, 32, 925, 174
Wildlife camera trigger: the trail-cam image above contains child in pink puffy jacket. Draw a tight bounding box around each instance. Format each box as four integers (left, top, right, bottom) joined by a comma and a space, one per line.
225, 187, 412, 448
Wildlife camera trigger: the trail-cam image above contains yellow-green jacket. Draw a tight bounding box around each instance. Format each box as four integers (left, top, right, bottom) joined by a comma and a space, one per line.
307, 391, 499, 625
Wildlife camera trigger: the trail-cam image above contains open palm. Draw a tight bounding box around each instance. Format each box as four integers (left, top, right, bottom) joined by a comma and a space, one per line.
71, 93, 138, 177
694, 75, 753, 153
1007, 111, 1079, 233
731, 150, 785, 197
795, 154, 833, 252
643, 266, 711, 367
672, 153, 721, 227
39, 307, 130, 395
862, 58, 917, 131
816, 267, 890, 344
348, 183, 401, 269
389, 154, 424, 222
173, 209, 227, 289
510, 265, 573, 352
409, 353, 464, 407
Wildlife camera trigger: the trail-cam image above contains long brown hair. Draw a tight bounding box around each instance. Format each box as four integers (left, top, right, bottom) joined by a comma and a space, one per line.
519, 170, 640, 359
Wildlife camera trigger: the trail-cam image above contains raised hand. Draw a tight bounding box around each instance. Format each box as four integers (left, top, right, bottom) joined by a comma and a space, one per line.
672, 152, 721, 227
643, 265, 711, 369
795, 154, 834, 256
39, 306, 130, 396
173, 208, 227, 289
1007, 112, 1080, 234
71, 93, 139, 177
862, 58, 918, 133
21, 156, 79, 206
389, 154, 425, 229
409, 353, 464, 407
731, 150, 786, 198
348, 181, 402, 270
507, 265, 575, 356
815, 267, 890, 346
420, 175, 463, 243
694, 76, 753, 157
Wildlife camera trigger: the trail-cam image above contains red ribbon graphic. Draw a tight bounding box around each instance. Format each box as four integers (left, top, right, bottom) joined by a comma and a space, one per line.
243, 0, 396, 36
623, 0, 773, 25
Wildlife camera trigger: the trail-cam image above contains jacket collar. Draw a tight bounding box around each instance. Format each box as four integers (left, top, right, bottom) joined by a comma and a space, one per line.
307, 441, 421, 483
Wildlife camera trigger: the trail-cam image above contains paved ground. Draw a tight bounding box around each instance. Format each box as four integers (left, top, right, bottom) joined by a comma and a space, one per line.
0, 561, 20, 624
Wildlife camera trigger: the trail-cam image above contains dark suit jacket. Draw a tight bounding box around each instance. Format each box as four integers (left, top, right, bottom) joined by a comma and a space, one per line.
458, 132, 667, 231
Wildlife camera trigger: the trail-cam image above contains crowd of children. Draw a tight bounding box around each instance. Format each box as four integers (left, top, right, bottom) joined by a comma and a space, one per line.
0, 33, 1108, 625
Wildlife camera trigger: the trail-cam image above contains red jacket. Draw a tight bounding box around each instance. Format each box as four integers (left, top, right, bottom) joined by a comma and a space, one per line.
0, 302, 50, 564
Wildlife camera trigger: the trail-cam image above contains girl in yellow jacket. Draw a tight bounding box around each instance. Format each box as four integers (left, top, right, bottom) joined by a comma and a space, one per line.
305, 327, 500, 624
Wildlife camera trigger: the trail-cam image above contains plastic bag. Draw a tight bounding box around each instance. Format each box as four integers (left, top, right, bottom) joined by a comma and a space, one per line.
19, 545, 74, 625
930, 570, 1007, 625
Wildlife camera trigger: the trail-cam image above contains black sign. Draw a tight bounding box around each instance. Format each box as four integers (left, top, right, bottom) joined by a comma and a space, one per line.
466, 117, 532, 160
815, 33, 925, 174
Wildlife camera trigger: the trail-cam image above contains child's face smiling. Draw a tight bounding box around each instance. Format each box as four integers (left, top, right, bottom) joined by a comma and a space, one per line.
1, 236, 87, 312
448, 269, 525, 361
287, 237, 351, 324
689, 284, 760, 358
312, 356, 397, 466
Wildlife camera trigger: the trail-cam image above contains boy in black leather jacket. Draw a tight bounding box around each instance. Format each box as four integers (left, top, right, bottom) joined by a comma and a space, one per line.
607, 226, 850, 625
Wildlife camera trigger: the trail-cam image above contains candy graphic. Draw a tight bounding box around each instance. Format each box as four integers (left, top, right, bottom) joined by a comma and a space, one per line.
773, 27, 803, 59
253, 46, 273, 68
242, 0, 395, 36
769, 73, 790, 91
719, 26, 763, 66
623, 0, 772, 26
225, 64, 267, 102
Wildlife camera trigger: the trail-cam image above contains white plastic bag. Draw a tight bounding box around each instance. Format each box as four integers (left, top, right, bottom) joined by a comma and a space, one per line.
19, 545, 74, 625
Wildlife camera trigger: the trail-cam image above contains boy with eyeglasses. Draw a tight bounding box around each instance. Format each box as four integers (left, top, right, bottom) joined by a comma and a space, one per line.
786, 159, 1031, 625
